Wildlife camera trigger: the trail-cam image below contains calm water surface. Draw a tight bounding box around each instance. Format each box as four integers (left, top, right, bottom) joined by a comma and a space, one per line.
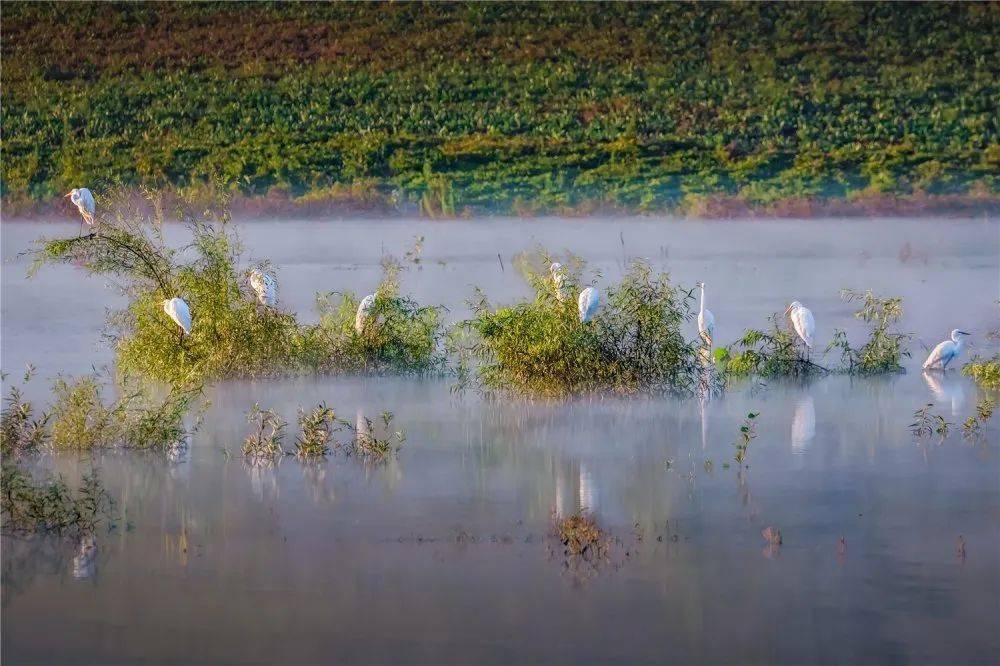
2, 217, 998, 664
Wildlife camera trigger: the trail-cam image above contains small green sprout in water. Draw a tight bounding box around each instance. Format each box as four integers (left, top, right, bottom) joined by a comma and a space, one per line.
733, 412, 760, 467
1, 461, 114, 538
295, 403, 338, 457
933, 414, 952, 440
977, 396, 995, 425
827, 289, 910, 374
910, 404, 936, 439
962, 416, 981, 441
243, 404, 287, 459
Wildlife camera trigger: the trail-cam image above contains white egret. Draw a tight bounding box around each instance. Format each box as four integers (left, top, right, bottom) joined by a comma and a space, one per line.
248, 269, 278, 307
65, 187, 95, 235
696, 281, 715, 346
163, 297, 192, 339
355, 294, 376, 334
578, 286, 600, 323
922, 329, 971, 371
550, 262, 569, 302
785, 300, 815, 349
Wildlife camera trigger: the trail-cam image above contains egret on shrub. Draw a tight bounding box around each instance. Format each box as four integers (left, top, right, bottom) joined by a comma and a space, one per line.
578, 287, 600, 323
163, 297, 192, 340
355, 294, 376, 334
696, 281, 715, 345
922, 329, 971, 371
248, 269, 277, 307
785, 301, 815, 350
65, 188, 95, 235
550, 262, 569, 302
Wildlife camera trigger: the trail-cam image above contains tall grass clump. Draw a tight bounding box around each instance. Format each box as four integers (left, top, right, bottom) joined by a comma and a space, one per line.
243, 404, 287, 460
461, 254, 705, 397
827, 290, 910, 373
1, 461, 114, 537
1, 384, 51, 455
312, 258, 444, 373
295, 403, 338, 457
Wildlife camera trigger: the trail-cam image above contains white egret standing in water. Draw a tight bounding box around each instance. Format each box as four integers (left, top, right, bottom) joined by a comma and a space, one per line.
248, 269, 277, 307
65, 187, 95, 235
355, 294, 376, 334
696, 281, 715, 346
785, 301, 815, 350
578, 287, 600, 323
922, 329, 971, 371
550, 262, 569, 302
163, 297, 192, 340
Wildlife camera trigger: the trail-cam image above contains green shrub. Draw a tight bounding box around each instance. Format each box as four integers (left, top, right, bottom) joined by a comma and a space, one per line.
722, 316, 826, 378
243, 404, 286, 459
462, 254, 705, 397
1, 387, 50, 455
963, 355, 1000, 389
295, 403, 338, 457
312, 258, 444, 374
348, 410, 405, 462
827, 289, 910, 374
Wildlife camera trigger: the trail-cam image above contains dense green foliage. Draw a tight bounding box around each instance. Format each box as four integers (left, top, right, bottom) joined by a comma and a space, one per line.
462, 254, 706, 397
719, 316, 826, 378
32, 194, 442, 382
3, 3, 997, 214
963, 356, 1000, 390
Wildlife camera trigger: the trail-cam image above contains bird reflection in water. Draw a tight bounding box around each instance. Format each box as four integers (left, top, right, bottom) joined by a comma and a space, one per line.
71, 535, 98, 580
553, 461, 599, 518
790, 394, 816, 455
922, 371, 966, 417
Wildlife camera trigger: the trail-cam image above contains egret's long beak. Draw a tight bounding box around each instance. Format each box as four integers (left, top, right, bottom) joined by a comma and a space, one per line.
783, 304, 793, 316
959, 331, 972, 336
64, 192, 72, 198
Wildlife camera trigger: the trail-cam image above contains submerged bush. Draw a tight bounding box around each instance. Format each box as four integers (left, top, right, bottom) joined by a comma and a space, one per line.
295, 403, 338, 457
963, 355, 1000, 390
1, 461, 114, 537
462, 255, 705, 397
48, 376, 200, 451
827, 290, 910, 374
1, 386, 50, 455
243, 404, 287, 460
313, 258, 444, 374
32, 191, 440, 382
720, 315, 826, 378
348, 411, 405, 462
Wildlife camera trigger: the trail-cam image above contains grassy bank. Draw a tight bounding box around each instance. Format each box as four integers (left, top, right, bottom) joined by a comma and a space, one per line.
3, 3, 998, 216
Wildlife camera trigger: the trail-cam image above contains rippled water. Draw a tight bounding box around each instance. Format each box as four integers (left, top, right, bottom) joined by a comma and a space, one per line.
2, 217, 998, 664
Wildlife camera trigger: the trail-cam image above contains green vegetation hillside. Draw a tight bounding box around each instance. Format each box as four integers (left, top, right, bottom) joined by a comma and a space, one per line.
2, 2, 998, 216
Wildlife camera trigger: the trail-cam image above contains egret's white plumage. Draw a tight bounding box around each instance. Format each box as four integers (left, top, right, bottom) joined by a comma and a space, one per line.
249, 269, 278, 307
355, 294, 376, 334
578, 287, 600, 323
696, 281, 715, 345
65, 188, 95, 225
550, 262, 569, 302
922, 329, 970, 370
785, 301, 815, 348
163, 297, 192, 335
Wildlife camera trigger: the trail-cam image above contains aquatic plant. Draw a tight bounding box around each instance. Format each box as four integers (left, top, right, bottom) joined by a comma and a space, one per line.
962, 416, 981, 441
721, 316, 826, 378
1, 461, 114, 537
243, 404, 287, 459
827, 289, 910, 374
1, 387, 50, 455
910, 403, 952, 441
47, 375, 201, 451
295, 403, 338, 457
347, 411, 405, 462
963, 396, 995, 441
977, 396, 995, 425
553, 512, 607, 559
963, 355, 1000, 390
733, 412, 759, 467
313, 258, 444, 374
462, 255, 705, 397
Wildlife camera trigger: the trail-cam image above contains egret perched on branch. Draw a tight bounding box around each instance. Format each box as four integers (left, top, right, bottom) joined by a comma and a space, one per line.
248, 269, 277, 307
696, 281, 715, 346
65, 188, 95, 235
550, 262, 569, 302
785, 301, 815, 350
355, 294, 376, 334
163, 297, 191, 341
578, 287, 600, 323
922, 329, 971, 371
